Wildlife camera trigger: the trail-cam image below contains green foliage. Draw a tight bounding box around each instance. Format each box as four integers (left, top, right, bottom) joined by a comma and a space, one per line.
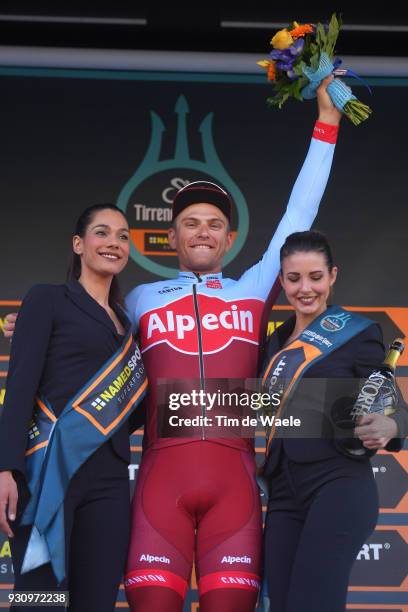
325, 13, 341, 58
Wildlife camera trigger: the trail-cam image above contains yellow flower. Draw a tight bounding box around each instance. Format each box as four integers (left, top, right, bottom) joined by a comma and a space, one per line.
257, 60, 276, 81
271, 29, 294, 50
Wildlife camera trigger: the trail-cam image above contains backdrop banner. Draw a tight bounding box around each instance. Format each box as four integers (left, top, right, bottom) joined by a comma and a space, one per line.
0, 67, 407, 611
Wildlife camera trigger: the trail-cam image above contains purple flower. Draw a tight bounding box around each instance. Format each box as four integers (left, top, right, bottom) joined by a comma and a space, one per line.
290, 37, 305, 54
270, 37, 304, 60
276, 60, 294, 70
270, 38, 304, 72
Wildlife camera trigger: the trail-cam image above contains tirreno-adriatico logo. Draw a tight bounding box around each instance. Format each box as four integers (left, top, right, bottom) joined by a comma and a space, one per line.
117, 96, 249, 278
320, 312, 352, 332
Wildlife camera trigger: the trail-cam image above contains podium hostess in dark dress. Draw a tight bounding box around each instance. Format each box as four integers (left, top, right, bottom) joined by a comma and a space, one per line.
0, 204, 145, 611
261, 231, 407, 612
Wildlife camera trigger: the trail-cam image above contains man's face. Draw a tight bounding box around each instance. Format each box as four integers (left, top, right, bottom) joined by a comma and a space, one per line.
168, 203, 233, 274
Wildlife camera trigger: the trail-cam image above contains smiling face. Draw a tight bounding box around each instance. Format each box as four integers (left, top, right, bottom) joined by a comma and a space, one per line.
73, 208, 130, 278
168, 203, 233, 274
280, 250, 338, 319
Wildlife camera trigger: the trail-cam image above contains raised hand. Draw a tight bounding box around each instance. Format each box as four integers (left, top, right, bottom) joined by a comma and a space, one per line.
316, 75, 343, 126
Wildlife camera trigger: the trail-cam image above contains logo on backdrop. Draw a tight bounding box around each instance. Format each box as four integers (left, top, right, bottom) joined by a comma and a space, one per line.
0, 536, 13, 580
117, 96, 249, 278
350, 530, 407, 588
371, 454, 408, 510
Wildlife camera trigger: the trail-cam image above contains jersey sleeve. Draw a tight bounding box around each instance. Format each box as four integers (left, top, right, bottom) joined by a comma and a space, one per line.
125, 284, 146, 334
238, 122, 338, 297
0, 285, 54, 476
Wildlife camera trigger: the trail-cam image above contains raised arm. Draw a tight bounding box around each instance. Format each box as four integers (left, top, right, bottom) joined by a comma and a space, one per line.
239, 75, 342, 296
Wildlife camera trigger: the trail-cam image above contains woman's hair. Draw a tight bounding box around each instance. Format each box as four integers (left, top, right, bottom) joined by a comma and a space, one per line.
67, 203, 128, 306
280, 230, 334, 271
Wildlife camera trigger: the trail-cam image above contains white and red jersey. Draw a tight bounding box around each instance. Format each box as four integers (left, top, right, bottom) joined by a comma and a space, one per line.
126, 126, 338, 451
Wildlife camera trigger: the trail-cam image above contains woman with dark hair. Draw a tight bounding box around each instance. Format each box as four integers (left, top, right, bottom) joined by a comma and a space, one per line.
261, 230, 407, 612
0, 204, 146, 611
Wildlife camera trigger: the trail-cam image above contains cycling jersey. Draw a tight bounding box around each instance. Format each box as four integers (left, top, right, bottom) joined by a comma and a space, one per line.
126, 127, 337, 452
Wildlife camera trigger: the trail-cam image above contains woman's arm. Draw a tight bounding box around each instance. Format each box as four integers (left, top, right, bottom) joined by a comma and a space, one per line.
0, 285, 54, 535
353, 324, 407, 451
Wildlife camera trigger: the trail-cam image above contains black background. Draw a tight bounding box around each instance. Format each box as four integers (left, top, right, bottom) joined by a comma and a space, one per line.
0, 73, 407, 307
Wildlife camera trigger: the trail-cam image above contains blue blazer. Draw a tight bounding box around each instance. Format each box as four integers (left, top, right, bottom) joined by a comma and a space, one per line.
262, 314, 408, 475
0, 280, 145, 480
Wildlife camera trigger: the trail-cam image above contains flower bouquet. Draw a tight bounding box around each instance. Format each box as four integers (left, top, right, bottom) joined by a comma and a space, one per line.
257, 14, 372, 125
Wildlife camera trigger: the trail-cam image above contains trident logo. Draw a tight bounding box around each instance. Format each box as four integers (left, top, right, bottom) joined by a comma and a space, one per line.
117, 96, 249, 278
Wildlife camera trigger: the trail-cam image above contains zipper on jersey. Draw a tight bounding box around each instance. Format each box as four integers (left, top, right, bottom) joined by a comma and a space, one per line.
192, 273, 206, 439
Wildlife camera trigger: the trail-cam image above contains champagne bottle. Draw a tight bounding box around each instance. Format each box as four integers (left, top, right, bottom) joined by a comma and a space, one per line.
351, 337, 404, 420
334, 338, 404, 457
384, 338, 405, 370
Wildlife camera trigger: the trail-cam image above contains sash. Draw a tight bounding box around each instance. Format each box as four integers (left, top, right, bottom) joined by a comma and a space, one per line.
262, 306, 373, 453
20, 331, 147, 583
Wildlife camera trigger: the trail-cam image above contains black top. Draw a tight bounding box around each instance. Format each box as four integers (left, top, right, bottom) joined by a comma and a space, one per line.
262, 313, 408, 475
0, 280, 145, 478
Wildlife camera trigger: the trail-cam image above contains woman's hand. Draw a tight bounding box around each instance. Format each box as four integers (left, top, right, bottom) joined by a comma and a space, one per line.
316, 75, 343, 126
0, 471, 18, 537
3, 313, 17, 339
354, 413, 398, 450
